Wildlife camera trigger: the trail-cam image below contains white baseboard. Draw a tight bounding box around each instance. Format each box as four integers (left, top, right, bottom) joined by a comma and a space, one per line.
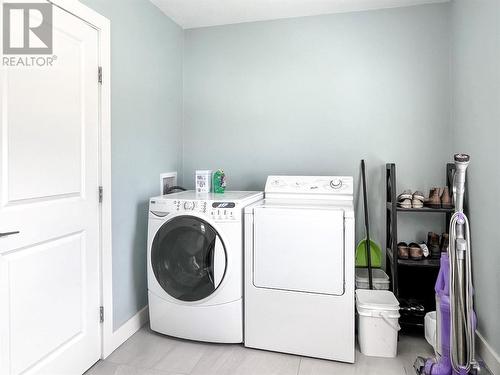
103, 306, 149, 358
477, 331, 500, 375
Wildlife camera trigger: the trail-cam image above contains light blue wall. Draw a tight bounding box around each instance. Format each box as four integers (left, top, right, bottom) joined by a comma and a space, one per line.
451, 0, 500, 355
81, 0, 183, 330
76, 2, 500, 354
183, 4, 452, 247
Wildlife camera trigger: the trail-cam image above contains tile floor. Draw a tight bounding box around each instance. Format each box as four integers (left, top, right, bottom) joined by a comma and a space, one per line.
85, 326, 434, 375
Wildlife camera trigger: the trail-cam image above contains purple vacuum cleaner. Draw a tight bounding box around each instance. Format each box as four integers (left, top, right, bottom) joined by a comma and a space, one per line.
414, 154, 481, 375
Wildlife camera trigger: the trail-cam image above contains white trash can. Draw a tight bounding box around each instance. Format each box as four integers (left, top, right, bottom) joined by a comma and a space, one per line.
356, 289, 400, 358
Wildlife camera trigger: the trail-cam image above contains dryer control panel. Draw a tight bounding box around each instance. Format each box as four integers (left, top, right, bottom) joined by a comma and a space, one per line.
265, 176, 354, 197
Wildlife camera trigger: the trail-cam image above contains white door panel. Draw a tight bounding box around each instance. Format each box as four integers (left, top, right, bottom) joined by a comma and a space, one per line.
7, 233, 85, 375
0, 5, 101, 375
253, 207, 344, 296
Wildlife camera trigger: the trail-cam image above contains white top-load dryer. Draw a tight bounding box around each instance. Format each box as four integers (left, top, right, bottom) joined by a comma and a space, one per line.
147, 190, 262, 343
244, 176, 355, 362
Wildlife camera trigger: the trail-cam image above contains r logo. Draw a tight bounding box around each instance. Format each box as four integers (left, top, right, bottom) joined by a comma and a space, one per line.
3, 3, 53, 54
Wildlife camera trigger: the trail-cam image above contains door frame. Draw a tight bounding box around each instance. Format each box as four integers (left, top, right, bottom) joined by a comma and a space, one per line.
47, 0, 114, 359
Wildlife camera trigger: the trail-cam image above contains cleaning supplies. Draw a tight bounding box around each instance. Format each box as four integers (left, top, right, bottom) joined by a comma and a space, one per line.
213, 169, 226, 193
355, 239, 382, 268
195, 170, 212, 193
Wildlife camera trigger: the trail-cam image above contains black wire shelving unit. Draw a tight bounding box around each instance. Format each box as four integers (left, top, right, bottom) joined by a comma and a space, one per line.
385, 163, 461, 330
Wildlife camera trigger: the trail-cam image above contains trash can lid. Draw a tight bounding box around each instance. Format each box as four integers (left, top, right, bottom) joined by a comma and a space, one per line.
356, 289, 399, 311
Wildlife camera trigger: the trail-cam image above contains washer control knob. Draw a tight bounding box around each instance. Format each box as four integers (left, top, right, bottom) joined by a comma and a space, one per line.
183, 201, 195, 210
330, 178, 342, 189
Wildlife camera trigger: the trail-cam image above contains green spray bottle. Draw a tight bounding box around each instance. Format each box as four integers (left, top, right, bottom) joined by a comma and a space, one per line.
213, 169, 226, 193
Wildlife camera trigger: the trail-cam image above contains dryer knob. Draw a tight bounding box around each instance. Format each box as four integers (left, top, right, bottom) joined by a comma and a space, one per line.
330, 178, 342, 189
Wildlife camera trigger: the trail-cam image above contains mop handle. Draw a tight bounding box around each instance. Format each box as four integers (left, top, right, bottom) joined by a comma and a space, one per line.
361, 160, 373, 290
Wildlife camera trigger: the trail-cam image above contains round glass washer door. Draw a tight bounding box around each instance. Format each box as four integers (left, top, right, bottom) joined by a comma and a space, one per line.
151, 215, 227, 302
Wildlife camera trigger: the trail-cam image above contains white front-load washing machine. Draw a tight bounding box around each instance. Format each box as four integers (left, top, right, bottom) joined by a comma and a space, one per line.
147, 190, 262, 343
244, 176, 355, 362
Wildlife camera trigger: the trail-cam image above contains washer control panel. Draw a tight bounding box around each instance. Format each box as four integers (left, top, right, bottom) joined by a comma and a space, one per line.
210, 202, 237, 221
172, 200, 209, 214
149, 199, 239, 222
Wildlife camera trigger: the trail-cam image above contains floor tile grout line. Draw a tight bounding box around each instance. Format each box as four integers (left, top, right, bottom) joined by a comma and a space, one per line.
296, 357, 302, 375
105, 341, 179, 373
115, 362, 190, 375
186, 347, 209, 375
151, 339, 179, 371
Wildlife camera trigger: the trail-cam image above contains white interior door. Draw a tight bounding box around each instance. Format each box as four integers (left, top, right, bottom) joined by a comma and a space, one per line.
253, 207, 345, 296
0, 5, 101, 375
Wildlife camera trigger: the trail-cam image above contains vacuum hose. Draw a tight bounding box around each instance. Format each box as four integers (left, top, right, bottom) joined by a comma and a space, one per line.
448, 212, 476, 373
448, 153, 477, 374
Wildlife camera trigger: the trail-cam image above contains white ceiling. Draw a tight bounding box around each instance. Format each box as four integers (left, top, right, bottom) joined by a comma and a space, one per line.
150, 0, 449, 29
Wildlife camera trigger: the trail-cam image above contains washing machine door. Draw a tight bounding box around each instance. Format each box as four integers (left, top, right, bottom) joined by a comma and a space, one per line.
151, 215, 227, 302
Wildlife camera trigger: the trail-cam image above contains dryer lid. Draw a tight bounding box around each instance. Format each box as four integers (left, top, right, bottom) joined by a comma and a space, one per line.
252, 206, 345, 296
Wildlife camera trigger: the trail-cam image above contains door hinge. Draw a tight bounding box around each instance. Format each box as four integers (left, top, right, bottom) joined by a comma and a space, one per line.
99, 186, 103, 203
98, 66, 102, 84
100, 306, 104, 323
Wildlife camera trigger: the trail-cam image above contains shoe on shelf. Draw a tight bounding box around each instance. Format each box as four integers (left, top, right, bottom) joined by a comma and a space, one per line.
398, 242, 410, 259
409, 242, 423, 260
409, 300, 425, 312
412, 191, 425, 208
441, 186, 453, 209
427, 232, 441, 259
397, 190, 413, 208
400, 299, 410, 312
398, 199, 412, 208
398, 190, 413, 201
424, 188, 434, 207
413, 191, 425, 201
411, 199, 423, 208
419, 242, 430, 258
425, 188, 441, 209
440, 233, 449, 253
